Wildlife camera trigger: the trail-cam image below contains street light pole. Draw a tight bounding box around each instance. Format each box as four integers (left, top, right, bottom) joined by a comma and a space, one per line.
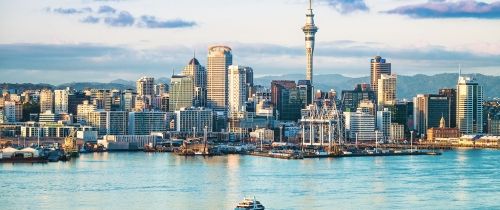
410, 130, 414, 153
280, 125, 283, 143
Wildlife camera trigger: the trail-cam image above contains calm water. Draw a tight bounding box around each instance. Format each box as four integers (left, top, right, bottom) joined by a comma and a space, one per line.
1, 149, 499, 210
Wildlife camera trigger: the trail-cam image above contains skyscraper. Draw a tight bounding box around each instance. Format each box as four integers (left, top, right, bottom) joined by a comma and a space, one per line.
341, 84, 376, 112
40, 89, 54, 114
413, 94, 450, 136
302, 0, 318, 84
136, 76, 155, 96
207, 46, 232, 113
457, 76, 483, 134
169, 75, 194, 111
439, 88, 457, 128
370, 56, 391, 95
228, 65, 248, 115
54, 89, 69, 114
377, 74, 397, 109
182, 57, 207, 107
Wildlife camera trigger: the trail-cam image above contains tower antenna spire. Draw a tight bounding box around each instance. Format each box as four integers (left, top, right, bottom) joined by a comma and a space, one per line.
309, 0, 312, 10
458, 64, 462, 78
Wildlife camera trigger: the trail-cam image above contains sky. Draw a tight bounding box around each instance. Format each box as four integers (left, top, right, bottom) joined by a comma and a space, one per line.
0, 0, 499, 84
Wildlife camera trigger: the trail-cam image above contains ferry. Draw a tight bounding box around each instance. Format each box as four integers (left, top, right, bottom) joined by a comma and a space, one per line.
235, 197, 265, 210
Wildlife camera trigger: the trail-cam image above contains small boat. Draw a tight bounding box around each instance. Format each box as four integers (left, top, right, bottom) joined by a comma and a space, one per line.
235, 196, 265, 210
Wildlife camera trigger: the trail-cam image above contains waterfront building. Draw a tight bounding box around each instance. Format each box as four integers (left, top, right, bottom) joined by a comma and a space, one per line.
390, 123, 405, 143
487, 114, 500, 135
169, 75, 194, 111
370, 56, 391, 95
250, 128, 274, 142
457, 76, 483, 134
101, 135, 158, 150
377, 74, 397, 109
414, 94, 450, 137
183, 57, 207, 107
207, 46, 232, 112
341, 84, 376, 112
175, 107, 213, 134
40, 89, 54, 114
88, 111, 128, 136
344, 108, 377, 142
228, 65, 248, 114
377, 108, 391, 141
136, 76, 155, 97
391, 101, 414, 136
427, 116, 460, 141
128, 112, 168, 135
54, 89, 69, 114
439, 88, 457, 128
302, 0, 318, 84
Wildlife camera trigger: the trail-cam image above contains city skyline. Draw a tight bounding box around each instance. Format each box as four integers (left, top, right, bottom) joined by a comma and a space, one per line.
1, 0, 500, 84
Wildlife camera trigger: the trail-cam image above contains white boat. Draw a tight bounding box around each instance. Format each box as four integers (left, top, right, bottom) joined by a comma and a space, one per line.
235, 196, 265, 210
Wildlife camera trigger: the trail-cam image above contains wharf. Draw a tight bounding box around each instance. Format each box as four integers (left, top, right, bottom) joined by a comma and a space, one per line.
250, 150, 441, 159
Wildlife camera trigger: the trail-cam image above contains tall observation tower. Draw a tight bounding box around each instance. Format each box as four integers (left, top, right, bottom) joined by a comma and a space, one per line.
302, 0, 318, 85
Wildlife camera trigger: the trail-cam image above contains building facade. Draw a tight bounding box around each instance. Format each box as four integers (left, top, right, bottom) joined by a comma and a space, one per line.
457, 76, 483, 134
228, 65, 248, 114
377, 74, 397, 109
169, 75, 194, 111
370, 56, 391, 95
206, 46, 232, 112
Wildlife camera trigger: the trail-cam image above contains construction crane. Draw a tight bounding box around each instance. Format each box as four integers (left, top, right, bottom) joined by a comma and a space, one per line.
63, 129, 79, 157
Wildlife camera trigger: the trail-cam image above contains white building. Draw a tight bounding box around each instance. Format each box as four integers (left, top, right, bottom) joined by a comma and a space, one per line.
228, 65, 248, 115
128, 112, 168, 135
88, 111, 128, 136
54, 89, 69, 114
175, 107, 213, 134
345, 108, 378, 142
3, 101, 16, 123
457, 76, 483, 134
250, 128, 274, 141
390, 123, 405, 142
377, 108, 391, 140
77, 100, 96, 124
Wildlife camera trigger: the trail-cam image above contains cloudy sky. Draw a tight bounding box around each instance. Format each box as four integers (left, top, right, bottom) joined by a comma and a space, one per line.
0, 0, 499, 84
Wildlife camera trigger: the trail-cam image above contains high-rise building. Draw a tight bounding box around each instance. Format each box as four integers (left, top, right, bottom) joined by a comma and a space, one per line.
377, 74, 397, 109
341, 84, 376, 112
175, 107, 213, 134
207, 46, 232, 112
54, 89, 69, 114
169, 75, 194, 111
183, 57, 207, 107
439, 88, 457, 128
90, 89, 112, 111
298, 80, 312, 106
68, 91, 88, 116
344, 108, 377, 142
391, 101, 414, 136
120, 89, 136, 112
88, 111, 128, 136
370, 56, 391, 95
136, 76, 155, 96
302, 0, 318, 84
3, 101, 16, 122
128, 112, 168, 135
40, 89, 54, 114
457, 76, 483, 134
154, 83, 168, 96
377, 108, 392, 141
271, 80, 303, 121
77, 100, 96, 124
228, 65, 248, 114
414, 94, 450, 137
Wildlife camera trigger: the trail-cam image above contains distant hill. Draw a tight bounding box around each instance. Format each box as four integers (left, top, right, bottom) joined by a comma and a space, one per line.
254, 73, 500, 100
57, 82, 135, 90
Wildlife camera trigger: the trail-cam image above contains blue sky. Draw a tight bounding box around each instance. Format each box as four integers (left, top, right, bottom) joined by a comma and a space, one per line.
0, 0, 499, 84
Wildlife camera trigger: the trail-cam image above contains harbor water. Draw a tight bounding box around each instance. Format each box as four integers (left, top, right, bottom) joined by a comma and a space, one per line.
1, 149, 499, 210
